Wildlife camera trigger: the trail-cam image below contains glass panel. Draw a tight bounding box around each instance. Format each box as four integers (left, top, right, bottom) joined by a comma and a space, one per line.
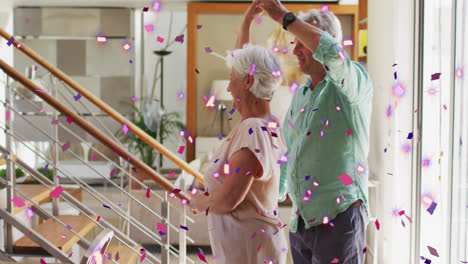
451, 0, 468, 262
420, 0, 455, 263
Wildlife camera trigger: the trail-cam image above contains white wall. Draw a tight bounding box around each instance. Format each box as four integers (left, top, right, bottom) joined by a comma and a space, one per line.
368, 0, 415, 263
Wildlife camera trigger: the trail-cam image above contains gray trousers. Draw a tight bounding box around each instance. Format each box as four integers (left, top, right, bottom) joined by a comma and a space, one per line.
289, 205, 368, 264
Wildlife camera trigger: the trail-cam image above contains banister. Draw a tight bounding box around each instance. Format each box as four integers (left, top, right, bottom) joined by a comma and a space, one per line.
0, 28, 204, 185
0, 59, 190, 202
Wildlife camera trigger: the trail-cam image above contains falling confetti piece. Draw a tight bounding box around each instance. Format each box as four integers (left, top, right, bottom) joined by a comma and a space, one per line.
249, 63, 256, 76
427, 201, 437, 215
62, 141, 70, 152
74, 93, 81, 101
197, 252, 208, 263
115, 252, 120, 261
196, 25, 203, 29
66, 117, 73, 124
180, 225, 188, 230
229, 108, 235, 114
144, 24, 154, 32
375, 219, 380, 230
157, 36, 165, 43
257, 244, 262, 253
331, 258, 339, 263
338, 173, 354, 186
96, 216, 101, 222
142, 7, 149, 12
205, 47, 213, 53
12, 196, 25, 207
175, 34, 184, 43
168, 172, 175, 178
146, 188, 150, 198
431, 73, 441, 80
93, 155, 97, 161
427, 246, 439, 257
7, 36, 14, 46
50, 186, 64, 198
110, 168, 116, 178
347, 129, 352, 136
178, 146, 185, 154
51, 119, 59, 125
249, 128, 253, 135
122, 123, 129, 135
6, 110, 9, 120
40, 259, 47, 264
157, 222, 167, 233
140, 250, 146, 262
255, 17, 262, 24
44, 164, 49, 174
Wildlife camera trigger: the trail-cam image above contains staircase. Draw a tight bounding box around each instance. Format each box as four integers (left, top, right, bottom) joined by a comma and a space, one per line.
0, 28, 204, 264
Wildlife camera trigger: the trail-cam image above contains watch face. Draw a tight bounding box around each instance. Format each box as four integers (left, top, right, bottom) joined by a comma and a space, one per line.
285, 12, 294, 22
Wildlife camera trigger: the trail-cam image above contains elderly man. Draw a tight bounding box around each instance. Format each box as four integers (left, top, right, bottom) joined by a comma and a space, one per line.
257, 0, 373, 263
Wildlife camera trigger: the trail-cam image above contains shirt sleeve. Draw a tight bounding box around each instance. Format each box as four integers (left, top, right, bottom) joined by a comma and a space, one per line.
313, 32, 369, 103
228, 119, 272, 180
278, 162, 288, 202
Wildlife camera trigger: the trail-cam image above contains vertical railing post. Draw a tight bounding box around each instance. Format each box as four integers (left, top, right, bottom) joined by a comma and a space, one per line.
161, 191, 170, 264
4, 74, 14, 253
178, 179, 187, 264
51, 76, 59, 216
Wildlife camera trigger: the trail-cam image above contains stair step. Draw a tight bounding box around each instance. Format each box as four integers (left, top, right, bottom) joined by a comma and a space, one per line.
105, 245, 141, 263
14, 215, 97, 255
14, 184, 50, 214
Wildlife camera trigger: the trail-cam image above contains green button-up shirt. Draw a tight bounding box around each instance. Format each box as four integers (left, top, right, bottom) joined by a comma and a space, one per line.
279, 32, 373, 232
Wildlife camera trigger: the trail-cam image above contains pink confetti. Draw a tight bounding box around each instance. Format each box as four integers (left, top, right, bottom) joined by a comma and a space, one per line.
287, 120, 295, 129
375, 219, 380, 230
6, 110, 9, 120
131, 97, 138, 101
93, 155, 97, 161
110, 168, 116, 178
12, 196, 25, 207
157, 36, 165, 43
68, 252, 73, 258
205, 47, 213, 53
66, 117, 73, 124
51, 119, 59, 125
431, 73, 441, 80
140, 250, 146, 263
338, 173, 354, 186
331, 258, 339, 263
197, 252, 208, 263
96, 216, 101, 222
122, 123, 129, 135
257, 244, 261, 253
144, 24, 154, 32
347, 129, 352, 136
249, 63, 256, 76
443, 105, 447, 110
157, 222, 166, 233
254, 17, 262, 24
40, 259, 47, 264
50, 186, 64, 198
146, 188, 150, 198
168, 172, 175, 178
62, 141, 71, 152
178, 146, 185, 154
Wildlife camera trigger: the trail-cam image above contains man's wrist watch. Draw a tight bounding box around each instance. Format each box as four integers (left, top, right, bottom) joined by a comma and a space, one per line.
282, 12, 297, 31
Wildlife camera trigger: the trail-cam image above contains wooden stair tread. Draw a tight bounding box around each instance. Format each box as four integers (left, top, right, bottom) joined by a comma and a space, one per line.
14, 215, 97, 255
14, 185, 50, 214
105, 245, 140, 263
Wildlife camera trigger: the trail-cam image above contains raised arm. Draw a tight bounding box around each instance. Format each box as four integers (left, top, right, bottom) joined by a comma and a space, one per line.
235, 3, 264, 49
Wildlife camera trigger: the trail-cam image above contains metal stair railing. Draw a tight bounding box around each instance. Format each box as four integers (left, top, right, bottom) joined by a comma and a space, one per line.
0, 56, 198, 262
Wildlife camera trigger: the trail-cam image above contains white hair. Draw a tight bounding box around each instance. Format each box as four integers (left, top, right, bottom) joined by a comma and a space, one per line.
299, 9, 343, 45
226, 44, 281, 101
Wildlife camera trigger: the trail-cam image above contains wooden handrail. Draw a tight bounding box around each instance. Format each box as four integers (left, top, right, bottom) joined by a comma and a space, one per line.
0, 59, 190, 202
0, 28, 204, 185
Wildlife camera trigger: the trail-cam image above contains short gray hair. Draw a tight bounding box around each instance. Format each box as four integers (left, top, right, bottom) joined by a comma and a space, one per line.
226, 44, 281, 101
299, 9, 343, 45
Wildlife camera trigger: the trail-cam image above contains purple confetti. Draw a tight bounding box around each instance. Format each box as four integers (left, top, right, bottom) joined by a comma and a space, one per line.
175, 34, 185, 43
43, 164, 49, 174
7, 36, 14, 46
218, 133, 223, 140
66, 225, 72, 230
115, 252, 120, 261
122, 123, 129, 135
407, 132, 413, 139
196, 25, 203, 29
431, 73, 441, 81
205, 47, 213, 53
324, 65, 330, 71
195, 69, 199, 74
103, 204, 111, 209
180, 225, 188, 231
427, 201, 437, 215
110, 168, 116, 178
235, 167, 241, 174
51, 119, 59, 125
62, 141, 70, 152
142, 7, 149, 12
229, 108, 235, 114
249, 128, 253, 135
305, 175, 310, 180
394, 71, 398, 80
74, 93, 81, 101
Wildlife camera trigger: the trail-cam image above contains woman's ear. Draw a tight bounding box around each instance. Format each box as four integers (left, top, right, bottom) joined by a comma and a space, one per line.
244, 74, 254, 90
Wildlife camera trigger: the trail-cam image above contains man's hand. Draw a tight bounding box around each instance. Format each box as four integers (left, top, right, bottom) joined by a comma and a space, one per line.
254, 0, 288, 23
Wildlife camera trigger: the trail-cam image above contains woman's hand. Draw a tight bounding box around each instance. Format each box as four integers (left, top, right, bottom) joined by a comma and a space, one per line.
254, 0, 288, 22
188, 191, 209, 213
243, 2, 263, 25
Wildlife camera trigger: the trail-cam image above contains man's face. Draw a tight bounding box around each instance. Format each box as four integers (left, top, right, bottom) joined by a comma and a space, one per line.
292, 37, 323, 75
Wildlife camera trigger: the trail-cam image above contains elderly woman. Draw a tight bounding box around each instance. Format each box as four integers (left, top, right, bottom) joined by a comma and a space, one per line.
188, 3, 288, 264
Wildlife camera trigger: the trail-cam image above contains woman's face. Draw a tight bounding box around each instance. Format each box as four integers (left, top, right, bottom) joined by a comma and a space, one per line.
227, 68, 246, 110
